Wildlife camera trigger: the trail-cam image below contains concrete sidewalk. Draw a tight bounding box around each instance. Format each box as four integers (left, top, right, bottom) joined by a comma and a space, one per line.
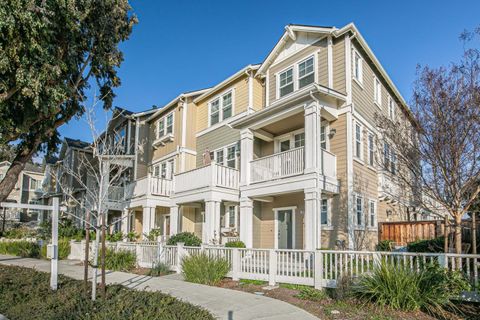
0, 255, 318, 320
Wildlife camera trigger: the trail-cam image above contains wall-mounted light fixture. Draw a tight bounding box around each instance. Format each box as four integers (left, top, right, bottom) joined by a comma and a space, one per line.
328, 128, 336, 139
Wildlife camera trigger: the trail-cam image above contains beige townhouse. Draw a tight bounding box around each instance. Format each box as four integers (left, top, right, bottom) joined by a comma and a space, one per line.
120, 23, 416, 250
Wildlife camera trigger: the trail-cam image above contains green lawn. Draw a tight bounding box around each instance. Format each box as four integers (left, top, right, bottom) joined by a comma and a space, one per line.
0, 265, 214, 320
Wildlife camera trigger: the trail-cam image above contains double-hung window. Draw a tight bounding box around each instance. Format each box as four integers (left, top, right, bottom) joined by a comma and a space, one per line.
368, 133, 375, 167
298, 57, 314, 88
320, 123, 327, 149
383, 142, 390, 171
225, 205, 237, 228
354, 122, 363, 160
355, 195, 364, 226
209, 91, 233, 126
294, 132, 305, 148
374, 77, 382, 106
383, 142, 397, 174
388, 96, 395, 120
226, 146, 236, 168
320, 199, 328, 225
153, 159, 174, 179
157, 112, 174, 139
279, 68, 294, 97
353, 51, 363, 83
369, 200, 376, 228
211, 143, 239, 169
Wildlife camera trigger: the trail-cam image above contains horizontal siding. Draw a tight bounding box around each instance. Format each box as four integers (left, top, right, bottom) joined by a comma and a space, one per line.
196, 75, 249, 132
268, 38, 327, 105
332, 36, 346, 94
195, 125, 240, 167
253, 78, 264, 110
151, 103, 182, 160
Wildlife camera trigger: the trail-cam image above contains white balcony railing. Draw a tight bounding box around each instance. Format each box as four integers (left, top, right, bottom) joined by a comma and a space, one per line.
321, 149, 336, 177
175, 162, 239, 194
251, 147, 304, 183
125, 175, 174, 199
107, 185, 125, 202
378, 172, 401, 199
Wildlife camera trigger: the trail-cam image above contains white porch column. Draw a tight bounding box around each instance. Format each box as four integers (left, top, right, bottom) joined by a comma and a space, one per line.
304, 102, 322, 174
239, 198, 253, 248
240, 129, 254, 186
169, 205, 179, 236
121, 208, 130, 235
204, 200, 221, 244
142, 206, 155, 239
304, 188, 321, 250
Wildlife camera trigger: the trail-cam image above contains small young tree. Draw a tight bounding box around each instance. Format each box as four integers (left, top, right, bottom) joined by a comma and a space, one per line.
376, 27, 480, 254
54, 105, 134, 299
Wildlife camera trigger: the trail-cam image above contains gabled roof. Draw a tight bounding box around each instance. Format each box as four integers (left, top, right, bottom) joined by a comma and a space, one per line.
146, 88, 211, 122
257, 23, 413, 122
64, 137, 90, 149
193, 64, 260, 104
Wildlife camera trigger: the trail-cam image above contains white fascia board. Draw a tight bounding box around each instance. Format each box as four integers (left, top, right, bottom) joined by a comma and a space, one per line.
193, 65, 260, 104
334, 23, 414, 121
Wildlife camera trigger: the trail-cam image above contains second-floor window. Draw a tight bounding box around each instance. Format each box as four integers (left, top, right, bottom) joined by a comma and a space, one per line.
30, 178, 40, 190
209, 91, 233, 126
157, 112, 174, 139
388, 96, 396, 120
210, 143, 239, 169
153, 159, 174, 179
369, 200, 376, 228
298, 57, 314, 88
368, 133, 375, 167
374, 77, 382, 106
276, 130, 305, 152
279, 68, 294, 97
383, 142, 397, 175
353, 50, 363, 83
354, 122, 363, 160
355, 195, 364, 226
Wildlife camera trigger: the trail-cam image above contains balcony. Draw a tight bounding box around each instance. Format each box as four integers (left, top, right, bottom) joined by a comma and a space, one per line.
125, 175, 174, 199
250, 147, 336, 184
107, 185, 125, 202
175, 162, 239, 194
378, 172, 401, 201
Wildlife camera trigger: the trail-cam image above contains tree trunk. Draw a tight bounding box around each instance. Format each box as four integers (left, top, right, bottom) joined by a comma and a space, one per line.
100, 211, 106, 299
84, 210, 91, 292
444, 214, 449, 253
0, 146, 37, 203
455, 214, 462, 254
1, 207, 6, 235
472, 212, 477, 255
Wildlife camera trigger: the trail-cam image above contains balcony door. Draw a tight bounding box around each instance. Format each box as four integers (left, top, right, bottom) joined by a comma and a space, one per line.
275, 207, 296, 249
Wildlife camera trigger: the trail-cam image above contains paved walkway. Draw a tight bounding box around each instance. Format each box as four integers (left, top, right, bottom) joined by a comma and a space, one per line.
0, 255, 318, 320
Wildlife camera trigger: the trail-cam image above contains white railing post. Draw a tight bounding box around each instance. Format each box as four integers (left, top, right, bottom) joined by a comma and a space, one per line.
314, 250, 324, 290
268, 249, 277, 286
437, 254, 448, 269
373, 252, 381, 268
135, 242, 140, 267
176, 242, 185, 274
210, 161, 217, 186
232, 248, 240, 281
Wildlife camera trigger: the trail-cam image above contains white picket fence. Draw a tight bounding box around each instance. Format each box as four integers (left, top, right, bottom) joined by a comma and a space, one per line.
68, 241, 480, 290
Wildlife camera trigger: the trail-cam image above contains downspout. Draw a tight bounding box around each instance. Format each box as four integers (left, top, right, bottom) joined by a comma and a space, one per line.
180, 96, 187, 173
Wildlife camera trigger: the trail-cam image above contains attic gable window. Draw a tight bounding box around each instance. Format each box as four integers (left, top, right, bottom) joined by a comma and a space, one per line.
209, 90, 234, 126
298, 57, 314, 88
353, 50, 363, 83
279, 68, 294, 97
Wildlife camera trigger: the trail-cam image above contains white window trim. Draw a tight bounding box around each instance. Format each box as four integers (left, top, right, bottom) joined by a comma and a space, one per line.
297, 55, 316, 89
154, 111, 175, 146
222, 204, 238, 230
274, 128, 305, 153
388, 95, 396, 121
320, 197, 333, 230
151, 157, 175, 179
352, 49, 363, 87
373, 76, 382, 108
367, 131, 376, 170
163, 214, 171, 236
210, 142, 239, 169
354, 121, 364, 162
207, 89, 235, 127
354, 194, 365, 229
368, 199, 377, 230
273, 206, 297, 249
320, 120, 330, 150
275, 54, 317, 100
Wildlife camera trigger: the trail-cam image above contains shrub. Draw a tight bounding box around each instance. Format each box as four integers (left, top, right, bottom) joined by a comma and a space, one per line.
224, 240, 246, 248
105, 249, 136, 271
0, 241, 40, 258
407, 237, 444, 253
106, 231, 124, 242
145, 228, 162, 241
148, 261, 171, 277
376, 239, 394, 251
354, 261, 470, 314
182, 252, 230, 285
0, 265, 214, 320
295, 287, 327, 301
126, 231, 138, 242
167, 232, 202, 247
40, 238, 71, 260
3, 227, 37, 239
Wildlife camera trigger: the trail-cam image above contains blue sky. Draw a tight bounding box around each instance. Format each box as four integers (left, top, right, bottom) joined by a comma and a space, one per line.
58, 0, 480, 143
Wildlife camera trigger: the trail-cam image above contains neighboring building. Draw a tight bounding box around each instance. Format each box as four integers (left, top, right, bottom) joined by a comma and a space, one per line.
0, 161, 45, 223
51, 23, 419, 250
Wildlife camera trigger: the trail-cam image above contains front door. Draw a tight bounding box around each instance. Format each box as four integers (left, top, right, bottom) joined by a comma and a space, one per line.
277, 209, 293, 249
164, 215, 171, 236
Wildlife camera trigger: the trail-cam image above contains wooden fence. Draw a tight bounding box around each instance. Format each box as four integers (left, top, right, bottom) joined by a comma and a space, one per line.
379, 219, 480, 249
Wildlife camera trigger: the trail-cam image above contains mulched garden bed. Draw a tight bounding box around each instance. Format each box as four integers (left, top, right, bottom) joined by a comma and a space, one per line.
217, 279, 479, 320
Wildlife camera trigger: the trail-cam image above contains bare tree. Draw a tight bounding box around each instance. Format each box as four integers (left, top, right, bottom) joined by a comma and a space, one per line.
376, 27, 480, 254
53, 105, 134, 299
